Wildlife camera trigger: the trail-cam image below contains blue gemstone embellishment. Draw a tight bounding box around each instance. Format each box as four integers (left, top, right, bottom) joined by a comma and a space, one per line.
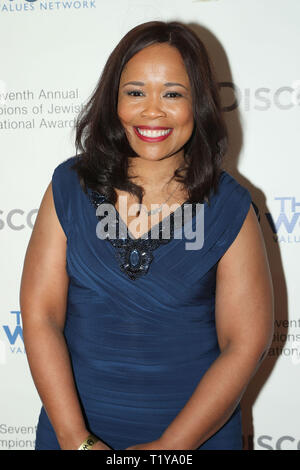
129, 249, 140, 268
88, 188, 193, 281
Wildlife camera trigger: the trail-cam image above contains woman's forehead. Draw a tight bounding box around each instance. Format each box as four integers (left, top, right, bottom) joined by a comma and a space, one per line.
120, 44, 189, 83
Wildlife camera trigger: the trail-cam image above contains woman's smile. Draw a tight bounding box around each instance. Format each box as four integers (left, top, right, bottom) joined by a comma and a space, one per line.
133, 126, 174, 142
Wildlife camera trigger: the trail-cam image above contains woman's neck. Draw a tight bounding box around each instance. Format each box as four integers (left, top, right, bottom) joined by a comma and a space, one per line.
127, 154, 187, 190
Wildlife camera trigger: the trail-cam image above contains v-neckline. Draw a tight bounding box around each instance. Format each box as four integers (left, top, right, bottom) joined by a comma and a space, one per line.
87, 187, 204, 243
113, 198, 191, 242
88, 189, 203, 280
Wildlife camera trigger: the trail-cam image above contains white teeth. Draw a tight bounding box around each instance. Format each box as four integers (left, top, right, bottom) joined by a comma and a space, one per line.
137, 128, 171, 137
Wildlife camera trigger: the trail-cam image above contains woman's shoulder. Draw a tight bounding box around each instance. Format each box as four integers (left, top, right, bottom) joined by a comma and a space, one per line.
52, 154, 79, 179
51, 155, 82, 238
204, 169, 259, 257
215, 169, 260, 221
51, 154, 83, 195
206, 169, 252, 215
217, 170, 251, 199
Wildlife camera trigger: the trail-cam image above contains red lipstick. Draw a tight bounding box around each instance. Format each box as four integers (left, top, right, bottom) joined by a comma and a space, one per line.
133, 126, 173, 142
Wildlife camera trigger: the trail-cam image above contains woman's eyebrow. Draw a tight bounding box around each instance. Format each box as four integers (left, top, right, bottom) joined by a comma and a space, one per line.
164, 82, 188, 90
122, 81, 145, 87
122, 81, 188, 90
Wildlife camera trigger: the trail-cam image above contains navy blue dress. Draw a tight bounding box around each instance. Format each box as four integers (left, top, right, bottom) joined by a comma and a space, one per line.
35, 155, 256, 450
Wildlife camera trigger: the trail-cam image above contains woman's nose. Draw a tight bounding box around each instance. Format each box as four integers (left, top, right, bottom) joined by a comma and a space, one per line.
140, 97, 167, 118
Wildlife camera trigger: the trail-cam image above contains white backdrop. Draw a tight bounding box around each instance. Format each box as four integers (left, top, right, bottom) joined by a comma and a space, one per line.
0, 0, 299, 450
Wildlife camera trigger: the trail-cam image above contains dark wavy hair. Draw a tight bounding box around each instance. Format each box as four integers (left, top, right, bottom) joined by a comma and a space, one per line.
71, 20, 228, 206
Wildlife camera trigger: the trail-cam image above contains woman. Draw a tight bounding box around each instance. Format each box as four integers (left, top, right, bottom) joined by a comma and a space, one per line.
20, 21, 274, 450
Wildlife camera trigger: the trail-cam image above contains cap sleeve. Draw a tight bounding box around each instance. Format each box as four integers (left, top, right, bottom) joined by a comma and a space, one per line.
213, 185, 252, 255
209, 172, 259, 263
51, 159, 74, 238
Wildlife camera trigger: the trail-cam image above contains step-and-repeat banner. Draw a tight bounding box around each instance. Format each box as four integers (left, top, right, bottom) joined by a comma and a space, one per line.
0, 0, 299, 450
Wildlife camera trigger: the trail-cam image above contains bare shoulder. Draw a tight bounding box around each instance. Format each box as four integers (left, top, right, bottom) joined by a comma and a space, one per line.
215, 204, 274, 353
20, 181, 69, 329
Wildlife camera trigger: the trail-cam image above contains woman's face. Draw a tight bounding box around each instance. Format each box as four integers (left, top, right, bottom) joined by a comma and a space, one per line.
117, 43, 194, 163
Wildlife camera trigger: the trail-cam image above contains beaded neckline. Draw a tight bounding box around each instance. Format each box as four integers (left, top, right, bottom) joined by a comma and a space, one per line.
88, 189, 197, 281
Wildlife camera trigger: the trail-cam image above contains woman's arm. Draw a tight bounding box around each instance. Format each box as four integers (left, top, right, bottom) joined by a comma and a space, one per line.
157, 204, 274, 450
20, 182, 112, 450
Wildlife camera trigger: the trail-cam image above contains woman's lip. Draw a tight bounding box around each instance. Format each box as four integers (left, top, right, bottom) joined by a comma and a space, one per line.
133, 126, 173, 142
135, 125, 172, 130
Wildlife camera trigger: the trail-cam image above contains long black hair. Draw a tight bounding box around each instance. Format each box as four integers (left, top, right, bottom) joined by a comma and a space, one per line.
71, 20, 228, 206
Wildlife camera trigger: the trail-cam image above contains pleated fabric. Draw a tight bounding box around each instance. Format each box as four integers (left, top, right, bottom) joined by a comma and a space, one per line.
35, 155, 255, 450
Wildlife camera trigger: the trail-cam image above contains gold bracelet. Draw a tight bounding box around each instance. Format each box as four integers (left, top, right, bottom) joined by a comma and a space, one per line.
77, 433, 99, 450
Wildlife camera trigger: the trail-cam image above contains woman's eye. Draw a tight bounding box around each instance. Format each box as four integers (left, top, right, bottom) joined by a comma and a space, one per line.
165, 92, 182, 98
126, 90, 144, 97
126, 90, 182, 98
